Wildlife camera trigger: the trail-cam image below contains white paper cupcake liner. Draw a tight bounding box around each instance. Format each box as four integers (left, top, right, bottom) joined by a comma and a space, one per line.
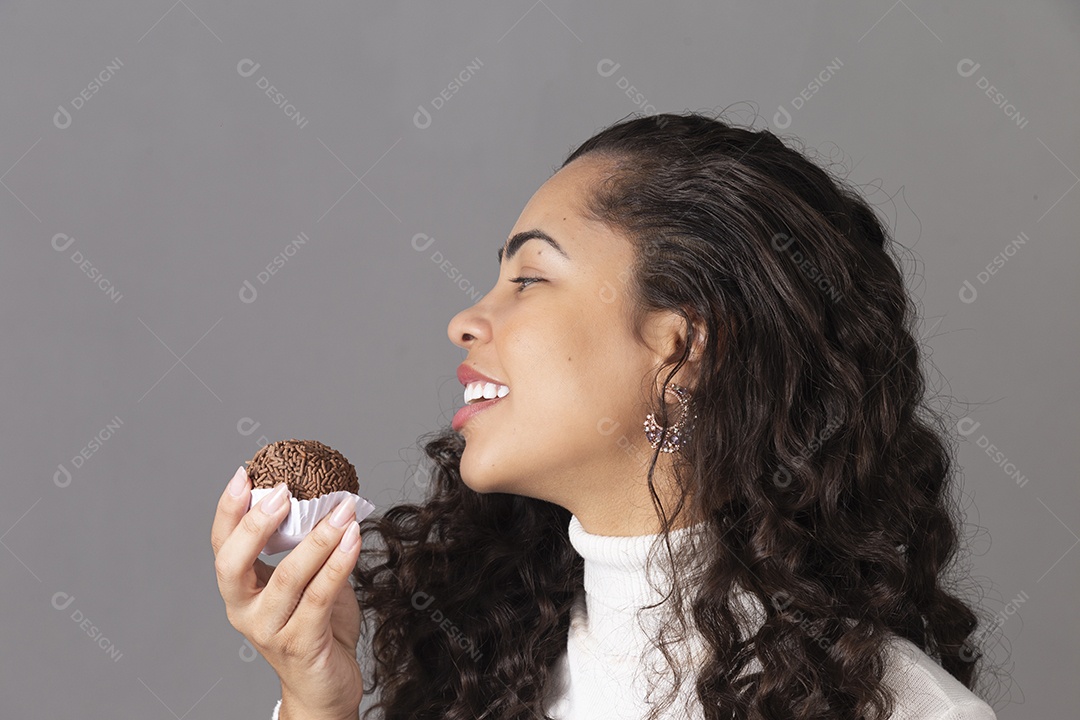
249, 487, 377, 556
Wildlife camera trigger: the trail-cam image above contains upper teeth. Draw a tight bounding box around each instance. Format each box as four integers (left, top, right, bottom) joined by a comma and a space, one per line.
465, 381, 509, 404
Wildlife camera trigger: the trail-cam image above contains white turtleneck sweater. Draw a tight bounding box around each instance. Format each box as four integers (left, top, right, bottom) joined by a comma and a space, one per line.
269, 514, 998, 720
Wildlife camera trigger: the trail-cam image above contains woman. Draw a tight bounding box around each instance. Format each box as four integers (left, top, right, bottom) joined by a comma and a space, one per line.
212, 112, 1002, 720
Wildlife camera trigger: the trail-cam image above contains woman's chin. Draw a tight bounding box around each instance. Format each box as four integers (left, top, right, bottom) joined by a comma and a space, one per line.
459, 450, 527, 496
457, 448, 498, 493
459, 469, 505, 495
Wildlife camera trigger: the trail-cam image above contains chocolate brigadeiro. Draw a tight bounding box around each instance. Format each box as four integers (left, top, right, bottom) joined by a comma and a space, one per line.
246, 439, 359, 501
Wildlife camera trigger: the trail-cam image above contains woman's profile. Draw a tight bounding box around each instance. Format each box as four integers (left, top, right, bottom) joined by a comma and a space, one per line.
212, 111, 1003, 720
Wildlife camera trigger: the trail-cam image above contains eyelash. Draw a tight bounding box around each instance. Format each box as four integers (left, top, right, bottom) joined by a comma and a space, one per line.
508, 276, 544, 292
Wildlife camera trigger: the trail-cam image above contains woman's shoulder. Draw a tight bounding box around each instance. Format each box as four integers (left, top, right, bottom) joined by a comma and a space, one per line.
880, 634, 998, 720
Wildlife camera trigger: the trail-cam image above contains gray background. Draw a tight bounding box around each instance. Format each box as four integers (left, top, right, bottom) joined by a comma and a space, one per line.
1, 1, 1076, 717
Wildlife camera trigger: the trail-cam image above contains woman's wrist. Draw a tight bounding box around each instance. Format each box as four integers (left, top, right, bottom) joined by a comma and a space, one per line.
278, 688, 359, 720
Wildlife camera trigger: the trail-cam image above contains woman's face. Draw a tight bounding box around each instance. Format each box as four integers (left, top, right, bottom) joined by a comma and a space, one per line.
447, 156, 694, 534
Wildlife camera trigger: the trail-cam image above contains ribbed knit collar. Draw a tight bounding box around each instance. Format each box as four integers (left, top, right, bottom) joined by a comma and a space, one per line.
563, 512, 723, 682
567, 513, 713, 611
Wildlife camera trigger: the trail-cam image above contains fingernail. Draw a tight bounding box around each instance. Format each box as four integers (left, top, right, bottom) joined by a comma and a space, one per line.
261, 482, 290, 514
329, 496, 357, 528
337, 521, 360, 552
227, 466, 248, 497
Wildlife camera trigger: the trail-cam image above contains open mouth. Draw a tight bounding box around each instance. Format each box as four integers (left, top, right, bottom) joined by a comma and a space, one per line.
464, 381, 509, 405
453, 387, 508, 431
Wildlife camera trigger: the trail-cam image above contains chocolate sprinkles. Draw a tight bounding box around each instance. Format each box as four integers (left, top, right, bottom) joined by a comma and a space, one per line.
245, 439, 359, 500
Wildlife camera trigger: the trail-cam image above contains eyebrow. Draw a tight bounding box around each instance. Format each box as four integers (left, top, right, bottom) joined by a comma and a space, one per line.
497, 229, 570, 265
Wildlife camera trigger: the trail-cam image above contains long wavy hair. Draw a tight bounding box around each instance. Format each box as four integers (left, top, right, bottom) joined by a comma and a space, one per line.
350, 110, 1000, 719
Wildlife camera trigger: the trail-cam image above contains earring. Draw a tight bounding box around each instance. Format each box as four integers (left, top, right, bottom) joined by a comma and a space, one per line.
643, 383, 696, 453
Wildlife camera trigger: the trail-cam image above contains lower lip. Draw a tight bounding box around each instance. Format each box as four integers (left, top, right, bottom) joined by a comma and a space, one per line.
452, 394, 506, 432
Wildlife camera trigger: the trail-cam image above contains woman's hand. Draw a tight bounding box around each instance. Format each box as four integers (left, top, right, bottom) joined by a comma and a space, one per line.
211, 466, 364, 720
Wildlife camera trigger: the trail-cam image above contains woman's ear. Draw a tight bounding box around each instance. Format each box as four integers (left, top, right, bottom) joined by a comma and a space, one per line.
677, 314, 708, 385
642, 310, 685, 367
645, 309, 707, 387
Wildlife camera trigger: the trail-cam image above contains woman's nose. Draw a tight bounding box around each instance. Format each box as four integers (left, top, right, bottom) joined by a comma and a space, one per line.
448, 305, 487, 349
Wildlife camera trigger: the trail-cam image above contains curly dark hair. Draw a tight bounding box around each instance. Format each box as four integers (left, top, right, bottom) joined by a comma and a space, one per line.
349, 110, 1001, 719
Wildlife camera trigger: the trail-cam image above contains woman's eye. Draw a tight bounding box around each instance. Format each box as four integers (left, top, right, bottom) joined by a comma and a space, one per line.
509, 276, 544, 292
